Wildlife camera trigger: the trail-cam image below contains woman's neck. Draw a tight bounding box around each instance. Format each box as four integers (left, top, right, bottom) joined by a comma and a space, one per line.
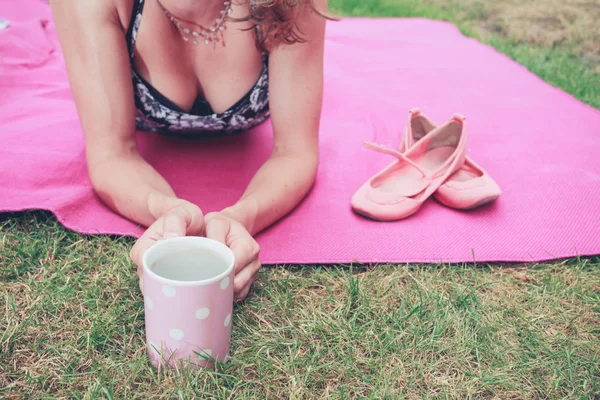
157, 0, 226, 26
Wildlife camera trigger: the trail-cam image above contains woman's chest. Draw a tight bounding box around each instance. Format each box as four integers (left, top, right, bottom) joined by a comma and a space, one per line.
120, 0, 266, 114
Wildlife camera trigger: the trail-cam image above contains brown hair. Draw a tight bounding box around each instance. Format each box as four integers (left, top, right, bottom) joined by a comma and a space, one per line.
240, 0, 335, 51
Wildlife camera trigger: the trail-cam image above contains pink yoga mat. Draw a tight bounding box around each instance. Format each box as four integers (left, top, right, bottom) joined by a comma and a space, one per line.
2, 0, 600, 264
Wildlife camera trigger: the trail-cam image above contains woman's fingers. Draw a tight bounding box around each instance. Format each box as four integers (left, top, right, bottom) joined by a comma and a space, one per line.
130, 233, 156, 271
206, 217, 257, 275
162, 208, 188, 239
204, 213, 261, 300
131, 202, 205, 272
234, 258, 261, 299
205, 216, 230, 245
162, 203, 204, 239
229, 236, 260, 275
181, 202, 205, 236
236, 286, 251, 302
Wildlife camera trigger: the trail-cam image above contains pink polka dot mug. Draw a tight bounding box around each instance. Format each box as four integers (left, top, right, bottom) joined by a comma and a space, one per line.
142, 236, 235, 368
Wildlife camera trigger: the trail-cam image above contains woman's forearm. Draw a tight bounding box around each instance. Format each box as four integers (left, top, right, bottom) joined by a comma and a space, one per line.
90, 142, 317, 234
88, 150, 183, 227
222, 150, 319, 235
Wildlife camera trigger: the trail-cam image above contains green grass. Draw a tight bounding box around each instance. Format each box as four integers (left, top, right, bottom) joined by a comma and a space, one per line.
2, 213, 599, 398
2, 0, 600, 398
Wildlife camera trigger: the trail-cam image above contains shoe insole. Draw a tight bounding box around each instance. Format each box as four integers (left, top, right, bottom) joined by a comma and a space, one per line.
371, 146, 456, 197
448, 162, 483, 182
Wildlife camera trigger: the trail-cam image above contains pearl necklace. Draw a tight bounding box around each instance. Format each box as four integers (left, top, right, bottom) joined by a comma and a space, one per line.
158, 1, 232, 48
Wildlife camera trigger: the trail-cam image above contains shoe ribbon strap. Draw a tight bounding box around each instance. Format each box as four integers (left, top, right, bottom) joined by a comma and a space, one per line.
363, 141, 429, 179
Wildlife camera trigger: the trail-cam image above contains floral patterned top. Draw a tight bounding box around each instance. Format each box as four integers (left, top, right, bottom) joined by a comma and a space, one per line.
126, 0, 270, 137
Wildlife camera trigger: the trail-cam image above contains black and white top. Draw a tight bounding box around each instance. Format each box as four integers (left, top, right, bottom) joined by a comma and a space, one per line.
126, 0, 270, 137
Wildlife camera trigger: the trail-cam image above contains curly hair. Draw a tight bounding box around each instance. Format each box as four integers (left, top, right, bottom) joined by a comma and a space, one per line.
239, 0, 334, 51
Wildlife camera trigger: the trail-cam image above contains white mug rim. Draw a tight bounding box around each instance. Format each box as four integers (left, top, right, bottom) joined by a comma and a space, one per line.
142, 236, 235, 287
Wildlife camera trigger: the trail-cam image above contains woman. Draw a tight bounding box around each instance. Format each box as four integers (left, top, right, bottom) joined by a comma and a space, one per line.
50, 0, 327, 300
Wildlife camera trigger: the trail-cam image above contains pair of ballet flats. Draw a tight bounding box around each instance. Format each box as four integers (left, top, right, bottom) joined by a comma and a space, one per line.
352, 108, 501, 221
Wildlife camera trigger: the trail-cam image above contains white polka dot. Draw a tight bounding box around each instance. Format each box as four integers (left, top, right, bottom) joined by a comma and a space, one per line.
220, 276, 230, 290
224, 313, 231, 327
145, 297, 154, 310
195, 308, 210, 320
162, 285, 176, 297
169, 329, 184, 340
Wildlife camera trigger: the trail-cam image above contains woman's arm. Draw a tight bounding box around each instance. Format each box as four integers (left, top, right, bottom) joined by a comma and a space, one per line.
220, 0, 327, 235
203, 1, 327, 299
51, 0, 197, 229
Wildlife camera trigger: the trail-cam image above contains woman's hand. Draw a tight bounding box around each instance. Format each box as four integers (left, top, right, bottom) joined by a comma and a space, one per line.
130, 200, 205, 291
205, 212, 261, 301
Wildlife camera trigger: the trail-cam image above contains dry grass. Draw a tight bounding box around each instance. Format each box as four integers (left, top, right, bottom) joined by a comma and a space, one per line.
425, 0, 600, 68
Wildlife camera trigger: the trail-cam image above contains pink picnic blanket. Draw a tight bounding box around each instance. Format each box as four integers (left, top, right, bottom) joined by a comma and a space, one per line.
2, 0, 600, 264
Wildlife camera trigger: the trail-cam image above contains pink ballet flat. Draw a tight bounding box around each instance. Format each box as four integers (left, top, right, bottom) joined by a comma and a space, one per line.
352, 114, 467, 221
402, 108, 501, 209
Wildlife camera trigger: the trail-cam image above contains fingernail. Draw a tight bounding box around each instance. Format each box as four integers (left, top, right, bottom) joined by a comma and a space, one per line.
164, 232, 179, 239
